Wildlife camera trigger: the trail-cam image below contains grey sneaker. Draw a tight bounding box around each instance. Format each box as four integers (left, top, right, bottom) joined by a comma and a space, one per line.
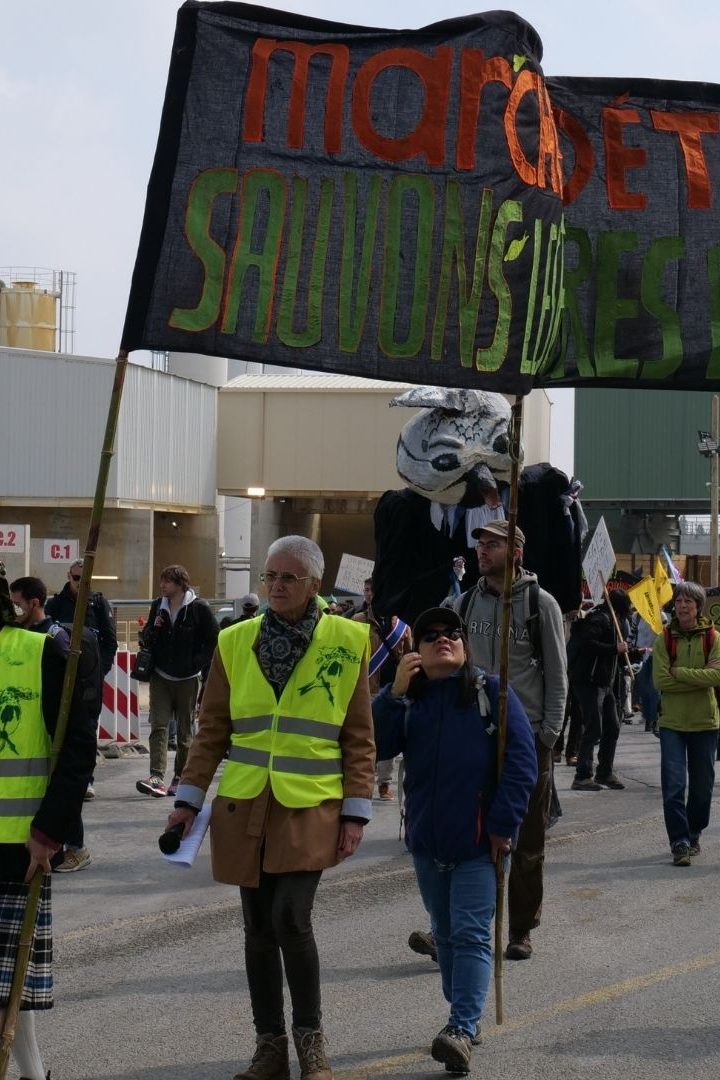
408, 929, 437, 962
431, 1025, 472, 1075
54, 847, 91, 873
672, 842, 691, 866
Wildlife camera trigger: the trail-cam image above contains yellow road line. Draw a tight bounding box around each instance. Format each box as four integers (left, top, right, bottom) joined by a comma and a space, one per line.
336, 950, 720, 1078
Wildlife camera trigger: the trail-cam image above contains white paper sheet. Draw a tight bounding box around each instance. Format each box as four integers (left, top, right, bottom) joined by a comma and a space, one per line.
162, 803, 211, 868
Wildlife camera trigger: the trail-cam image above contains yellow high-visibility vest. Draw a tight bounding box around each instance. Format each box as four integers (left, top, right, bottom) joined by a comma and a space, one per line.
217, 614, 369, 808
0, 626, 50, 842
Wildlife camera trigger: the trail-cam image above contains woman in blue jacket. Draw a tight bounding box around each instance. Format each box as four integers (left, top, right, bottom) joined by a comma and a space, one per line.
373, 606, 537, 1075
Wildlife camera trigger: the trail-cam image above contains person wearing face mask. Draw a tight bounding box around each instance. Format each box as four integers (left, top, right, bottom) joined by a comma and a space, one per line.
653, 581, 720, 866
372, 607, 536, 1076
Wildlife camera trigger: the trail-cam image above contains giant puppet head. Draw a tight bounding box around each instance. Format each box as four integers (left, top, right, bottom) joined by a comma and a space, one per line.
391, 387, 522, 507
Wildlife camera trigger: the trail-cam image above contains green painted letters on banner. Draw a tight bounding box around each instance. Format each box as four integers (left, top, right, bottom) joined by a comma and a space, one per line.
221, 169, 287, 341
379, 175, 434, 358
475, 199, 523, 372
706, 245, 720, 378
339, 173, 382, 353
169, 168, 238, 332
638, 235, 684, 380
593, 231, 640, 379
277, 177, 334, 348
431, 184, 493, 367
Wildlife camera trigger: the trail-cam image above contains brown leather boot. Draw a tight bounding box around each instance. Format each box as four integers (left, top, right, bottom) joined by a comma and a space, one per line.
233, 1033, 290, 1080
292, 1026, 333, 1080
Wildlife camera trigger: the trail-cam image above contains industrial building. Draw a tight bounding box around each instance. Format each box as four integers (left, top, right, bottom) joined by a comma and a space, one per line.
1, 269, 556, 600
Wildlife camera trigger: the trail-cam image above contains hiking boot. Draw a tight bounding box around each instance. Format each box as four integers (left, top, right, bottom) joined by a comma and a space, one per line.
672, 842, 691, 866
689, 838, 701, 856
408, 929, 437, 962
505, 932, 532, 960
430, 1025, 472, 1075
54, 847, 91, 873
565, 754, 577, 766
571, 776, 602, 791
167, 776, 180, 798
234, 1033, 290, 1080
595, 772, 625, 790
471, 1022, 482, 1046
292, 1027, 332, 1080
378, 781, 394, 800
136, 775, 167, 797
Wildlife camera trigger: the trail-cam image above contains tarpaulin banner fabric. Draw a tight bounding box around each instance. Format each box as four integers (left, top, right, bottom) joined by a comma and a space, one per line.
122, 2, 720, 394
121, 2, 564, 394
546, 76, 720, 390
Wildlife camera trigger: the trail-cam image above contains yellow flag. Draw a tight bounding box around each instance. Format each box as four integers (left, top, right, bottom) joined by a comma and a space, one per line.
628, 577, 663, 634
653, 556, 674, 609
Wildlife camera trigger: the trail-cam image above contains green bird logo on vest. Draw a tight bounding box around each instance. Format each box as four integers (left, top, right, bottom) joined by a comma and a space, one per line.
298, 646, 362, 706
0, 687, 39, 756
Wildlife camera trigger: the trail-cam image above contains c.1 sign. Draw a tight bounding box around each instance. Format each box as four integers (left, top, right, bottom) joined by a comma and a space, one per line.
43, 539, 79, 564
0, 525, 26, 553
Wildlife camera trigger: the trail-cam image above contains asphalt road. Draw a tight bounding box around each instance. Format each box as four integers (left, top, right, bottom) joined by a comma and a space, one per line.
21, 719, 720, 1080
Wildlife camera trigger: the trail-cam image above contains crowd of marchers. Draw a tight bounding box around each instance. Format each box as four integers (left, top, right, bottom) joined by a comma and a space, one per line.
0, 526, 717, 1080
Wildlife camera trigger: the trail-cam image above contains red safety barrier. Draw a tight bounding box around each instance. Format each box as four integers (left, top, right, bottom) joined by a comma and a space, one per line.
99, 651, 140, 743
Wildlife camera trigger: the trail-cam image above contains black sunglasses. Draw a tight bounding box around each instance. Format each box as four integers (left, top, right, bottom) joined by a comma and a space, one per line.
419, 628, 463, 644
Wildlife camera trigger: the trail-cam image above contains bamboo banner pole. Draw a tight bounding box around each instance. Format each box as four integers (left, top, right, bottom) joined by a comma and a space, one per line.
0, 349, 130, 1078
600, 574, 633, 680
494, 394, 524, 1026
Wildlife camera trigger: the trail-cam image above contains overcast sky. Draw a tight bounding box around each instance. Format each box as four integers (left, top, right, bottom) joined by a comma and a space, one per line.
3, 0, 719, 473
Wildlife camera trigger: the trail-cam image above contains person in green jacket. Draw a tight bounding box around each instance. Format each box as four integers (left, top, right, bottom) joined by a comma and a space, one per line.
653, 581, 720, 866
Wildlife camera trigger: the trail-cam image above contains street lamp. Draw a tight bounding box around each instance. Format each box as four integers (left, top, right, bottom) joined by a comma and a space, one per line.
697, 396, 720, 587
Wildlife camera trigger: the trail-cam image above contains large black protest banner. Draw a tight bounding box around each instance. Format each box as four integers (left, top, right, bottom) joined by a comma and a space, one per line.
548, 76, 720, 389
122, 1, 720, 393
122, 2, 564, 394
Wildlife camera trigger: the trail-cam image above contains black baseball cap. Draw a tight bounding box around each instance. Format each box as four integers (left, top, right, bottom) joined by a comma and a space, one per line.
412, 606, 465, 644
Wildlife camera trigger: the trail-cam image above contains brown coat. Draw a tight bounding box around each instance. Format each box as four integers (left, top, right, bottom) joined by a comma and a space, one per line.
180, 637, 375, 887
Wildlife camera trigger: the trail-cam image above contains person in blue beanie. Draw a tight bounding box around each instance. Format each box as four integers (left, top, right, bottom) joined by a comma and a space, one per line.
373, 606, 537, 1076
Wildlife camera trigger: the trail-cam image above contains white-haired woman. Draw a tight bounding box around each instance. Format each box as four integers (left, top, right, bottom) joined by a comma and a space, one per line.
168, 536, 375, 1080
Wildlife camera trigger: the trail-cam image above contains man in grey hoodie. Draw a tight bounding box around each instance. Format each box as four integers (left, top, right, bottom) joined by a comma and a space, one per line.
453, 520, 567, 961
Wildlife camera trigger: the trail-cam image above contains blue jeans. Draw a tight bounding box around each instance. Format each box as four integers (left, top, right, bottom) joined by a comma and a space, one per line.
413, 853, 497, 1038
659, 727, 717, 846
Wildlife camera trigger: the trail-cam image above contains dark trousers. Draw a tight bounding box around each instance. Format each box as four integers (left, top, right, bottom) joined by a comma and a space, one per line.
241, 869, 322, 1035
557, 686, 583, 760
508, 738, 553, 935
659, 727, 717, 847
148, 673, 198, 779
574, 684, 620, 781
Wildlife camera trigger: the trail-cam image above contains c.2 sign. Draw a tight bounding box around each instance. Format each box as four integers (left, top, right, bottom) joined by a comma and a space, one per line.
0, 525, 25, 553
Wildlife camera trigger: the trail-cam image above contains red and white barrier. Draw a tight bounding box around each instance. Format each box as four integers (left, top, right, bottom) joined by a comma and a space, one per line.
100, 651, 140, 743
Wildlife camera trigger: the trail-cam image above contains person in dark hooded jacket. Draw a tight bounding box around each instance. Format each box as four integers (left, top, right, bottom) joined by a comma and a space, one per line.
372, 606, 536, 1076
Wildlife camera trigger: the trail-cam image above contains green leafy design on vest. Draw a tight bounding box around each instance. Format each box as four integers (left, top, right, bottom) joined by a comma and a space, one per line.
0, 687, 39, 756
297, 646, 362, 706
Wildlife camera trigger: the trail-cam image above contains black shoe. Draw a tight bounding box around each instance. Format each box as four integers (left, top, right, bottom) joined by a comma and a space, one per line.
595, 773, 625, 790
571, 776, 602, 791
431, 1025, 472, 1074
408, 929, 437, 963
689, 838, 701, 856
505, 932, 532, 960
